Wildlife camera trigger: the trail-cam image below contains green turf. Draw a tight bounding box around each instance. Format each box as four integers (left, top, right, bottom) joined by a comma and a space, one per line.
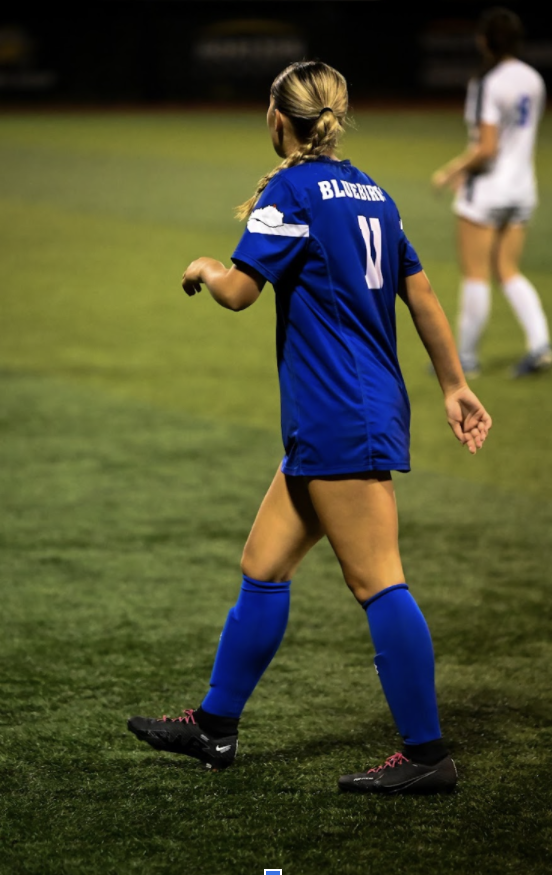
1, 110, 552, 874
1, 110, 551, 489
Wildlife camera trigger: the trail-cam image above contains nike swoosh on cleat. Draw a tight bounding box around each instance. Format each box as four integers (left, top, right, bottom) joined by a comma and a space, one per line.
353, 770, 438, 789
386, 771, 438, 791
215, 744, 232, 753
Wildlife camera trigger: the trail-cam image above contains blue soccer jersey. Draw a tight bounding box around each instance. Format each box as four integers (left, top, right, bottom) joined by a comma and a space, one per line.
231, 156, 422, 475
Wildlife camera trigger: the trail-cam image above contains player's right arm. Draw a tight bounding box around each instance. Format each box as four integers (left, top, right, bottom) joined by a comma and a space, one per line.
399, 270, 492, 454
182, 257, 265, 311
432, 73, 501, 191
431, 122, 498, 191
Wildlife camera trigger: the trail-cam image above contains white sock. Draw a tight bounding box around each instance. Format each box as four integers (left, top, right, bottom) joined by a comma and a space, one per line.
457, 279, 491, 368
501, 274, 550, 353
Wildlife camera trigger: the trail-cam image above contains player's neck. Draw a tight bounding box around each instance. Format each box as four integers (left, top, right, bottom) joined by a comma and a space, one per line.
282, 144, 339, 161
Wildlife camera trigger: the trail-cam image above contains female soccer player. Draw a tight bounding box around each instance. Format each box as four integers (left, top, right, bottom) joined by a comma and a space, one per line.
129, 60, 492, 795
432, 6, 551, 378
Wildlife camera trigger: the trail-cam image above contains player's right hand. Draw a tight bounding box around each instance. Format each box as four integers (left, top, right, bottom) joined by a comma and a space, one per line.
431, 166, 466, 193
431, 169, 449, 190
182, 259, 204, 296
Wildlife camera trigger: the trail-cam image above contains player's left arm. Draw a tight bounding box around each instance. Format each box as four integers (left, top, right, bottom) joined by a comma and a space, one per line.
431, 123, 498, 191
400, 269, 492, 454
182, 257, 265, 311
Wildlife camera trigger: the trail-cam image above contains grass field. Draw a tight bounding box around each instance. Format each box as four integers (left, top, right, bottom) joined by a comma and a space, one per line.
1, 108, 552, 874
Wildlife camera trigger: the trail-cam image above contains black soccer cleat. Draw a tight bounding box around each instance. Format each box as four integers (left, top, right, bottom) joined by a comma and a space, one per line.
338, 751, 458, 795
510, 346, 552, 378
127, 709, 238, 770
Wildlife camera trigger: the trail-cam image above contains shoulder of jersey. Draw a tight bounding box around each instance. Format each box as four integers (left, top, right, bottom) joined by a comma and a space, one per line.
488, 58, 544, 85
519, 60, 546, 88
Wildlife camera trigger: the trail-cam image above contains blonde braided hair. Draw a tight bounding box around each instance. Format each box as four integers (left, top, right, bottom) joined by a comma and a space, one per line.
235, 61, 349, 221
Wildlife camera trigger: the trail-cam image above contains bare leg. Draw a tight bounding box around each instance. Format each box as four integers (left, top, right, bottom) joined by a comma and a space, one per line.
492, 221, 526, 282
306, 472, 404, 602
241, 466, 324, 582
457, 216, 494, 281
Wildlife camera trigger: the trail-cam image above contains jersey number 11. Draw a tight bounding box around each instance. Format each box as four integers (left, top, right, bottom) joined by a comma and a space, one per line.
358, 216, 383, 289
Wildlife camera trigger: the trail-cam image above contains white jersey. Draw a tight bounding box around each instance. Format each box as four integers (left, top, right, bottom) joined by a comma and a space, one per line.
455, 58, 546, 223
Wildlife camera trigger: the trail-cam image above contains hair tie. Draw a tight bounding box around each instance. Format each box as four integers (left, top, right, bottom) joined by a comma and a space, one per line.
319, 107, 333, 117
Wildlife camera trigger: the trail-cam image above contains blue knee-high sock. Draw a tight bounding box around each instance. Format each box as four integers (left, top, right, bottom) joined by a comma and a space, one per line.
201, 574, 291, 718
363, 583, 441, 745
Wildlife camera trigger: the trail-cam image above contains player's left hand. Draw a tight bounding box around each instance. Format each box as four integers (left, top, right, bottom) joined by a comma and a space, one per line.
444, 386, 492, 454
182, 259, 205, 296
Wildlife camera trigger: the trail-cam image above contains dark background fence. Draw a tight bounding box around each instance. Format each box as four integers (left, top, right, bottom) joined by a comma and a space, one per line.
1, 1, 551, 106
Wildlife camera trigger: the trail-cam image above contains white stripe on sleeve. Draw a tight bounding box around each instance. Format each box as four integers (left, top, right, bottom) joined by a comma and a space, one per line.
247, 218, 310, 237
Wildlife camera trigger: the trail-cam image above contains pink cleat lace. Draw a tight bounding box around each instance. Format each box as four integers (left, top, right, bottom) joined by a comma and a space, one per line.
366, 752, 408, 774
161, 709, 197, 724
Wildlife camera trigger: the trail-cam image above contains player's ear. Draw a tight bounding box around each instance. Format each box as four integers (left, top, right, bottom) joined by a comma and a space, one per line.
274, 108, 285, 134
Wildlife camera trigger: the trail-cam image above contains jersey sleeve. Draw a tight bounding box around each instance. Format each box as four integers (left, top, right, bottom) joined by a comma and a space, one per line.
464, 78, 477, 124
538, 75, 547, 120
231, 173, 310, 285
479, 76, 502, 126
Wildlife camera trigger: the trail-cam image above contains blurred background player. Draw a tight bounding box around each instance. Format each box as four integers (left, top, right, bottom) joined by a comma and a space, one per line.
128, 60, 491, 795
432, 6, 551, 378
